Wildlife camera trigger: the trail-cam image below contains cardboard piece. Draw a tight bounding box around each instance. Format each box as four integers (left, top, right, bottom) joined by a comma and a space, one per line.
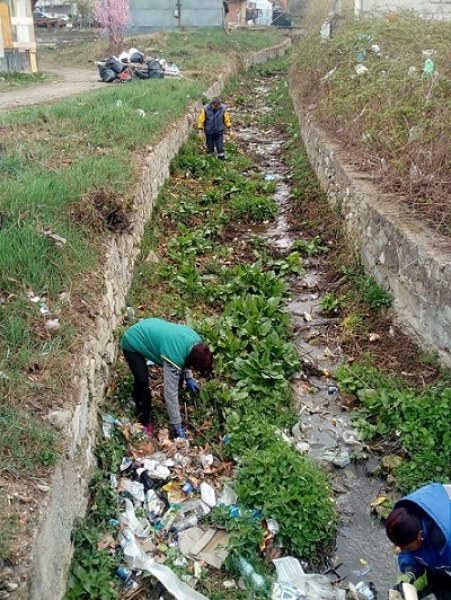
178, 527, 230, 569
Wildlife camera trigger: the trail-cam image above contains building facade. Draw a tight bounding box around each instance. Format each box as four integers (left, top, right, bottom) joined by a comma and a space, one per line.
0, 0, 36, 72
128, 0, 225, 33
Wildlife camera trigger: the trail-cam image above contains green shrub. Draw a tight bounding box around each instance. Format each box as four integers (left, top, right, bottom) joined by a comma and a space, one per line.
230, 193, 278, 222
336, 362, 451, 491
235, 441, 336, 559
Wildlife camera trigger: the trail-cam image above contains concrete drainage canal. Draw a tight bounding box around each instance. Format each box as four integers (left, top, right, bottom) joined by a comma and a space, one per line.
65, 61, 399, 599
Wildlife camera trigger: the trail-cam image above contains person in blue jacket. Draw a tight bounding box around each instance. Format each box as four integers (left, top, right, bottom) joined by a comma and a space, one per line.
197, 96, 232, 160
386, 483, 451, 599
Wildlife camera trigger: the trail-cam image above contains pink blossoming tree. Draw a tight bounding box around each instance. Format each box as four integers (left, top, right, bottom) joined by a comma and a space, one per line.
95, 0, 129, 53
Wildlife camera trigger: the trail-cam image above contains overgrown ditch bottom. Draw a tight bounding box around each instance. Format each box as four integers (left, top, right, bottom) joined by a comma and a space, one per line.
64, 61, 449, 600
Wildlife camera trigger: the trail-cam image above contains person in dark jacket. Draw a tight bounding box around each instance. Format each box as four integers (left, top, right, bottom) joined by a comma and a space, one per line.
386, 483, 451, 599
121, 318, 213, 439
197, 96, 232, 160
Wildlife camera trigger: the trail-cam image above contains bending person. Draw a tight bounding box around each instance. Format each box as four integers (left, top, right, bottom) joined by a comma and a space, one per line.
121, 318, 213, 439
386, 482, 451, 599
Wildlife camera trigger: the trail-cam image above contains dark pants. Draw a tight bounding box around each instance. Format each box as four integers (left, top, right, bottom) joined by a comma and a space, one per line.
123, 349, 151, 425
420, 571, 451, 600
206, 132, 225, 159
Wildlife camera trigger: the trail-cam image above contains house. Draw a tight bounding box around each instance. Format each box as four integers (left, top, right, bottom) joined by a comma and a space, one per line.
354, 0, 451, 18
35, 0, 74, 18
128, 0, 225, 33
0, 0, 37, 72
228, 0, 246, 24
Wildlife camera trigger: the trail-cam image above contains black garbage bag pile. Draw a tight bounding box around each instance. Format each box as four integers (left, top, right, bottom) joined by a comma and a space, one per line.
96, 47, 180, 84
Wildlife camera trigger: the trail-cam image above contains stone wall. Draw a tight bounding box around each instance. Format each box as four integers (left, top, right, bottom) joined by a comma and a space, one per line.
289, 85, 451, 367
24, 39, 291, 600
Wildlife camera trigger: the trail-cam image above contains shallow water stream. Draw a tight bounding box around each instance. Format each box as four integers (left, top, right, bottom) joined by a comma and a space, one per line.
235, 73, 398, 598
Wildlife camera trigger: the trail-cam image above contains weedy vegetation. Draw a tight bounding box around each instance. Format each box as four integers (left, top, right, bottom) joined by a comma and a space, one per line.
292, 14, 451, 236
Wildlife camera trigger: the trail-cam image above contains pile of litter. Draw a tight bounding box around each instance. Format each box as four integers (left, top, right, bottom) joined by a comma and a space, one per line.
96, 47, 181, 84
102, 416, 349, 599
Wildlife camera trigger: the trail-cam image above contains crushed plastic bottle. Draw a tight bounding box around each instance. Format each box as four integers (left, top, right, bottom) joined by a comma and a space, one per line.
236, 556, 268, 591
355, 581, 375, 600
102, 414, 122, 438
423, 58, 434, 78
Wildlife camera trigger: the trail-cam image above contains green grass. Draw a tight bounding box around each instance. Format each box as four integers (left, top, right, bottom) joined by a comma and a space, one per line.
291, 14, 451, 236
0, 404, 59, 474
0, 71, 47, 92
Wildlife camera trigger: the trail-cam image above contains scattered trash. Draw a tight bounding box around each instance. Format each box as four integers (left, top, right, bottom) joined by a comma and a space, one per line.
218, 484, 237, 506
355, 64, 369, 76
135, 108, 146, 118
200, 481, 216, 507
42, 229, 67, 246
357, 49, 367, 63
407, 125, 423, 144
140, 458, 171, 480
327, 386, 338, 396
370, 44, 381, 56
102, 414, 122, 438
322, 67, 337, 82
368, 333, 380, 342
273, 582, 307, 600
96, 49, 182, 84
354, 581, 376, 600
423, 58, 434, 78
407, 66, 418, 77
352, 564, 372, 578
273, 556, 305, 584
120, 479, 146, 505
318, 448, 351, 469
45, 318, 60, 331
178, 527, 230, 568
381, 454, 403, 471
27, 291, 50, 316
320, 21, 331, 41
116, 565, 133, 583
265, 174, 276, 181
236, 555, 268, 591
422, 49, 434, 59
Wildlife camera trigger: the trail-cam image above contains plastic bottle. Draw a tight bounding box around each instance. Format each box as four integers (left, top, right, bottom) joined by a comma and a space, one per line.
355, 581, 375, 600
236, 556, 267, 590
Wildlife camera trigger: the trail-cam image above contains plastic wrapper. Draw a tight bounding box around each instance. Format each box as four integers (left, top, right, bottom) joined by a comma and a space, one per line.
141, 458, 171, 480
121, 479, 145, 504
144, 489, 166, 522
119, 499, 151, 538
272, 582, 306, 600
200, 482, 216, 507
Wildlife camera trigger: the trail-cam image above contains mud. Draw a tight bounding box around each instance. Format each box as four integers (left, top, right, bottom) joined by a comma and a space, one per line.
234, 74, 398, 597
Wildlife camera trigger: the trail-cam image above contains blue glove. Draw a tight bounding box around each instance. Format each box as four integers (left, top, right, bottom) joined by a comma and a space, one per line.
173, 423, 186, 439
186, 378, 200, 393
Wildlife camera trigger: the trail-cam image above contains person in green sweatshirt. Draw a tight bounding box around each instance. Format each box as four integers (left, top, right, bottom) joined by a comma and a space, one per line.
121, 318, 213, 439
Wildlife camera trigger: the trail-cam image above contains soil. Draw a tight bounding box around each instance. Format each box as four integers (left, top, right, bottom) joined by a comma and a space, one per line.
0, 57, 101, 115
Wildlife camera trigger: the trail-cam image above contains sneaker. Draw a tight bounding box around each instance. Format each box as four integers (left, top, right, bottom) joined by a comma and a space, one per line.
143, 423, 154, 437
173, 423, 186, 439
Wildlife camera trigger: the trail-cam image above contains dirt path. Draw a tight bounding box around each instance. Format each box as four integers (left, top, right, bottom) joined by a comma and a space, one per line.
0, 59, 102, 115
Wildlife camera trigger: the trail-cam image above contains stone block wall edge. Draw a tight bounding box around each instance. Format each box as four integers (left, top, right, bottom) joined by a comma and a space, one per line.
288, 81, 451, 368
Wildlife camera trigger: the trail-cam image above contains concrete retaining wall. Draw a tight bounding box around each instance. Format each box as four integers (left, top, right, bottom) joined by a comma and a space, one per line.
289, 84, 451, 366
22, 38, 291, 600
